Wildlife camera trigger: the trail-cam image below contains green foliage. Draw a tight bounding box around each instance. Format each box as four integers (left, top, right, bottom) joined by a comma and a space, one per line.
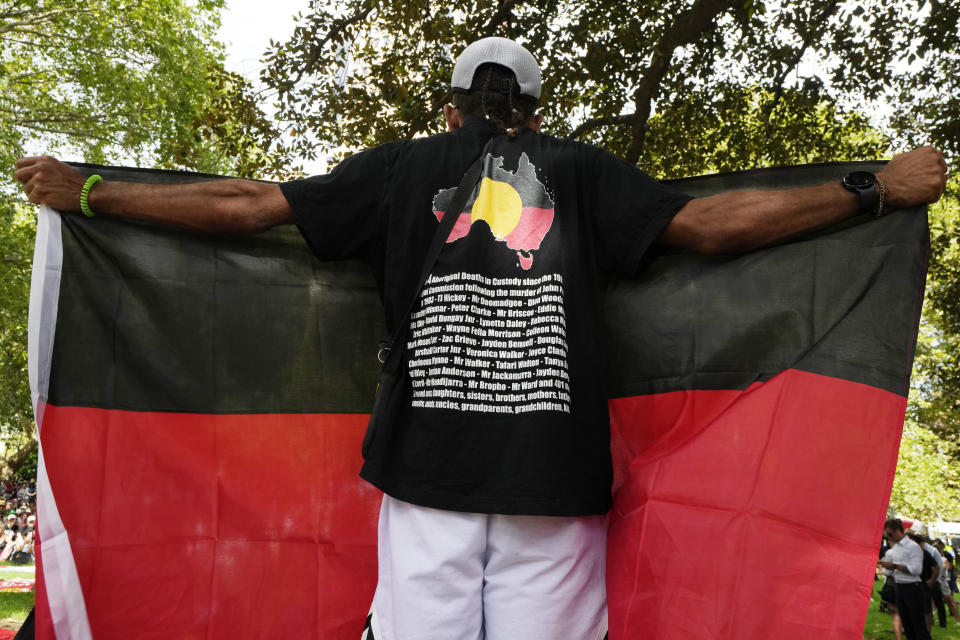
11, 444, 36, 481
0, 0, 292, 178
177, 66, 304, 180
0, 201, 35, 451
895, 185, 960, 520
260, 0, 937, 169
889, 2, 960, 158
642, 84, 890, 179
910, 185, 960, 448
889, 421, 960, 522
2, 0, 218, 168
0, 591, 33, 626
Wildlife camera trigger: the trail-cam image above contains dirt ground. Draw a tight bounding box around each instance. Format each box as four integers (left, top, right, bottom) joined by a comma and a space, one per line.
0, 617, 21, 630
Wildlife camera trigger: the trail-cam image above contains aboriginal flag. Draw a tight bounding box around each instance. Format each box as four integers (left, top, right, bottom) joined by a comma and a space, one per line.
28, 162, 925, 639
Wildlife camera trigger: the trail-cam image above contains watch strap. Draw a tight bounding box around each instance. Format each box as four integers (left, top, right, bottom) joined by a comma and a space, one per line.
842, 172, 881, 217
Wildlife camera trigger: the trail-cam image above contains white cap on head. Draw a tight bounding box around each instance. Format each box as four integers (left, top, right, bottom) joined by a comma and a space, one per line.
451, 37, 542, 102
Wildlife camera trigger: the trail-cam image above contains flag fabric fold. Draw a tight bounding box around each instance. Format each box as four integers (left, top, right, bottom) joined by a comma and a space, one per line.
28, 162, 926, 639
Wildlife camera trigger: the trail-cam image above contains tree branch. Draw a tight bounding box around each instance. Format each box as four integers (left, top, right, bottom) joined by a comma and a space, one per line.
429, 87, 451, 114
16, 121, 119, 144
285, 3, 376, 91
9, 113, 97, 125
0, 7, 49, 21
6, 70, 43, 83
567, 113, 636, 140
626, 0, 740, 163
1, 28, 59, 42
763, 1, 840, 127
0, 8, 79, 35
481, 0, 523, 37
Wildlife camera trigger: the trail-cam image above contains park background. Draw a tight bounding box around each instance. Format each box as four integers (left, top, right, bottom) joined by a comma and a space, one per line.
0, 0, 958, 637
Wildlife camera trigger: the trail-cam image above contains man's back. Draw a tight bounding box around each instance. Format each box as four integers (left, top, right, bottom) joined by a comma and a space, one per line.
283, 117, 691, 516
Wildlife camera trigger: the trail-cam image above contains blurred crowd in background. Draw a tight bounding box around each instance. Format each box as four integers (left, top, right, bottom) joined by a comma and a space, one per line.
1, 481, 36, 564
879, 519, 959, 640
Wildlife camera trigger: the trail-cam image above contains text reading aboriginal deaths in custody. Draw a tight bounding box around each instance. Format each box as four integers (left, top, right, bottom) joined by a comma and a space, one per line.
407, 273, 571, 414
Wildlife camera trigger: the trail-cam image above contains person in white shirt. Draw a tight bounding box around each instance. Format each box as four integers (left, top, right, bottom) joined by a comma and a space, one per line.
880, 519, 931, 640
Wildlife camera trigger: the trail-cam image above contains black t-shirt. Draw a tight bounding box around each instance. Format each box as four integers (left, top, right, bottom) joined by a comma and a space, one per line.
281, 117, 692, 516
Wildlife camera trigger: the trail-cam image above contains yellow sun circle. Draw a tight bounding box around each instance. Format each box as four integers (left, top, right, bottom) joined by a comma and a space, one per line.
471, 178, 522, 239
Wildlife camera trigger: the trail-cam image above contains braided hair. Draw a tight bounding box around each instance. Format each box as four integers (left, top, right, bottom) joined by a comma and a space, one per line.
451, 63, 536, 132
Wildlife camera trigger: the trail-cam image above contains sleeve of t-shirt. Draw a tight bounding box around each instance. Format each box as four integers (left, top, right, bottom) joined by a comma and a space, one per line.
279, 145, 391, 260
881, 550, 893, 576
904, 545, 923, 577
588, 147, 693, 275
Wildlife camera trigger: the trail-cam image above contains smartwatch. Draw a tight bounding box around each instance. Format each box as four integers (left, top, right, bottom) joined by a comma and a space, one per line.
842, 171, 886, 217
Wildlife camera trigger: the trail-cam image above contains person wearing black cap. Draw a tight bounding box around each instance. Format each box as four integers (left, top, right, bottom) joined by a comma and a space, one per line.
14, 36, 947, 640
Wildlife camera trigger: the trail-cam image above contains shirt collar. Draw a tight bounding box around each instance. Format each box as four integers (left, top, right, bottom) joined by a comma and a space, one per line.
459, 116, 498, 135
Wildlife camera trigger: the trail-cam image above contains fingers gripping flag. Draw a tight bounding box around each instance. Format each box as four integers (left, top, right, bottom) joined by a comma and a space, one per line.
28, 163, 926, 639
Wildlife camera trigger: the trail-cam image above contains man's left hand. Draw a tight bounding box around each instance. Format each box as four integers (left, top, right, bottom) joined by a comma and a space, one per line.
877, 146, 949, 209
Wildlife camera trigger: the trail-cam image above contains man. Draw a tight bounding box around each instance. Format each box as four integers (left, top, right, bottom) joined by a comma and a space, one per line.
907, 532, 947, 631
882, 519, 932, 640
933, 538, 960, 625
16, 38, 947, 639
922, 536, 948, 628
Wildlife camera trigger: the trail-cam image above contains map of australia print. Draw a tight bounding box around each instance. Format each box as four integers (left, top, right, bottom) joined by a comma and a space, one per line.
433, 152, 554, 270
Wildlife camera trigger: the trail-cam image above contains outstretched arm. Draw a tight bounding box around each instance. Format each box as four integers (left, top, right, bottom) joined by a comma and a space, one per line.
14, 156, 295, 233
658, 146, 948, 255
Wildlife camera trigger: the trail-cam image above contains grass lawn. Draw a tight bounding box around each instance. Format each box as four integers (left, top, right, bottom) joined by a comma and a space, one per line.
0, 560, 34, 630
0, 592, 31, 630
0, 569, 32, 581
863, 578, 960, 639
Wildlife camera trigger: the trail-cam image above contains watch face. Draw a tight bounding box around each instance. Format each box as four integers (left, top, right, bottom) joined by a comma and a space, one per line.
844, 171, 876, 189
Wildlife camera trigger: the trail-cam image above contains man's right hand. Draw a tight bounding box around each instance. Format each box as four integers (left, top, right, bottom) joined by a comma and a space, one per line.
15, 156, 87, 213
877, 146, 949, 210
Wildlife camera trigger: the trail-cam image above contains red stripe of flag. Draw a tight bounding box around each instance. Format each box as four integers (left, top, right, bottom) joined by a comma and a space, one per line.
607, 368, 905, 639
37, 405, 379, 639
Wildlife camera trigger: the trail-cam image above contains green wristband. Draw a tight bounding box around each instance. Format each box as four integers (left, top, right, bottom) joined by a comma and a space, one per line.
80, 174, 102, 218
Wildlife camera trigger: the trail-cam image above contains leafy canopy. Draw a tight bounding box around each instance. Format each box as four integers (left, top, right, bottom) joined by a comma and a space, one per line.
261, 0, 957, 174
0, 0, 295, 177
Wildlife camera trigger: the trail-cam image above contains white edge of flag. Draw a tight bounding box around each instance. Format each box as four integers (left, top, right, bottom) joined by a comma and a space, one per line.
29, 206, 93, 640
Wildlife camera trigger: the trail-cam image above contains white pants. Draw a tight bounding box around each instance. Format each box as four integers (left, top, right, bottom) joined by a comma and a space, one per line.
364, 495, 608, 640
